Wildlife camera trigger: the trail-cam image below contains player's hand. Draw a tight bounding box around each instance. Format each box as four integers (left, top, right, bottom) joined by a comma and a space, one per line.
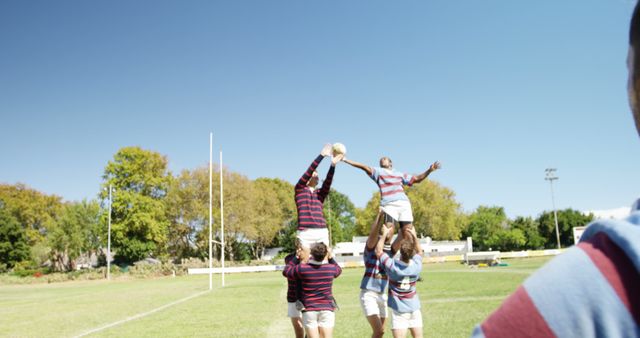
381, 224, 391, 237
408, 226, 417, 239
331, 153, 344, 165
326, 246, 333, 260
320, 143, 332, 157
430, 161, 441, 171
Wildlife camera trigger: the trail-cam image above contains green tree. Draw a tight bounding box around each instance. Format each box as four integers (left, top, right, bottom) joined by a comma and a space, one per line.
249, 179, 284, 258
324, 189, 356, 243
185, 166, 257, 262
464, 206, 508, 251
492, 228, 526, 251
407, 181, 465, 240
208, 170, 255, 261
511, 216, 545, 249
537, 209, 594, 248
101, 147, 171, 264
48, 200, 100, 272
355, 193, 381, 237
164, 168, 209, 260
0, 184, 62, 247
252, 178, 296, 258
0, 205, 30, 271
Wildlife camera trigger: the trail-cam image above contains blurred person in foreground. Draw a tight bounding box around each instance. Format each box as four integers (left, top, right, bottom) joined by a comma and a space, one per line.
471, 3, 640, 337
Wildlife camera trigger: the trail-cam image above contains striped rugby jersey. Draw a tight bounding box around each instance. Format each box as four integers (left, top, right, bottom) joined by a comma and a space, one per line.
380, 252, 423, 313
360, 246, 389, 293
370, 167, 415, 206
295, 155, 334, 230
472, 200, 640, 338
283, 258, 342, 312
284, 253, 300, 303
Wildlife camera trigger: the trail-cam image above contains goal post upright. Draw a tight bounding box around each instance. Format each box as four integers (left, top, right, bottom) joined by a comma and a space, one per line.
220, 150, 225, 287
208, 133, 213, 290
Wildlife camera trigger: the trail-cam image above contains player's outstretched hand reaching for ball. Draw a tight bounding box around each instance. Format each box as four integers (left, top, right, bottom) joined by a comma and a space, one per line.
320, 143, 332, 157
430, 161, 441, 172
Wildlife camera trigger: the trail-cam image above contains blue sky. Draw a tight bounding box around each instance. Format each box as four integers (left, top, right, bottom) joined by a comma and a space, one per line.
1, 0, 638, 218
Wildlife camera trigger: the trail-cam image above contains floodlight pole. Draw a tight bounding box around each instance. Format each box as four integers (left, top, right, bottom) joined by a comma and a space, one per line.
107, 184, 112, 280
545, 168, 561, 249
209, 133, 213, 290
220, 150, 225, 287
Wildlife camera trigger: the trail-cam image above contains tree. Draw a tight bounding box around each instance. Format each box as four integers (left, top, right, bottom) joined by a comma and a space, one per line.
101, 147, 171, 264
492, 228, 526, 251
324, 189, 357, 244
248, 179, 283, 258
164, 168, 210, 260
407, 181, 465, 240
354, 193, 381, 237
0, 205, 29, 271
218, 171, 257, 261
48, 200, 100, 272
511, 216, 545, 250
0, 184, 62, 247
464, 206, 508, 251
537, 209, 594, 248
252, 178, 296, 258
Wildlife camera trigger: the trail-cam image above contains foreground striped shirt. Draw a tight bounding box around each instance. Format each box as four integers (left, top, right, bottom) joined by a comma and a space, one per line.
283, 257, 342, 312
472, 200, 640, 338
380, 252, 422, 313
284, 253, 300, 303
295, 155, 334, 230
360, 246, 389, 293
370, 167, 414, 206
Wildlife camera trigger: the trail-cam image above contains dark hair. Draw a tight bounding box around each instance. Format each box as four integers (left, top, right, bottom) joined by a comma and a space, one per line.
400, 239, 416, 263
631, 2, 640, 47
630, 1, 640, 136
311, 243, 327, 262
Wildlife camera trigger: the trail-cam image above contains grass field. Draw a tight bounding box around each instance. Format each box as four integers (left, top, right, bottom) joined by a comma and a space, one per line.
0, 257, 552, 337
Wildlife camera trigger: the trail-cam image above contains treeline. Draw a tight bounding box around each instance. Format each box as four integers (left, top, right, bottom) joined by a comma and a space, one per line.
0, 146, 594, 273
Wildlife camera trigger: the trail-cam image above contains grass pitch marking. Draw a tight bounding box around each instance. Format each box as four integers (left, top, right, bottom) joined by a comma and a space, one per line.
265, 286, 290, 337
427, 295, 506, 304
73, 289, 210, 337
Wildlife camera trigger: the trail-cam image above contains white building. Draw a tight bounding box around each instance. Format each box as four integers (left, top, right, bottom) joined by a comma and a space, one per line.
333, 236, 472, 258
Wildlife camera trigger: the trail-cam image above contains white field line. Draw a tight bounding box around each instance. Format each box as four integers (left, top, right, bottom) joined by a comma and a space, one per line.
73, 290, 210, 338
265, 286, 290, 337
426, 295, 506, 304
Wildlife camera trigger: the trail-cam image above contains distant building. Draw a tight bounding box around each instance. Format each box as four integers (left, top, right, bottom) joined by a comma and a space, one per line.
332, 236, 472, 259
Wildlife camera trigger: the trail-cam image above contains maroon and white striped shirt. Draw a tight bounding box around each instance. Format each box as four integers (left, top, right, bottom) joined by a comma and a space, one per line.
295, 155, 334, 230
283, 257, 342, 311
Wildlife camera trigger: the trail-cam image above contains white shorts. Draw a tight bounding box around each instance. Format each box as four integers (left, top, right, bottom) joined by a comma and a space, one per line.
391, 309, 423, 330
302, 310, 335, 328
288, 302, 302, 318
296, 228, 330, 248
359, 290, 388, 318
381, 200, 413, 223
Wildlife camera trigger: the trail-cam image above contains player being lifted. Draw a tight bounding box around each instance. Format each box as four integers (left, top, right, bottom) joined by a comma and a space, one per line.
294, 143, 344, 254
343, 155, 440, 250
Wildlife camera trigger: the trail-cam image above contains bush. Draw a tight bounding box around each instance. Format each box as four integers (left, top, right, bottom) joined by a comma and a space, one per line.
129, 261, 182, 278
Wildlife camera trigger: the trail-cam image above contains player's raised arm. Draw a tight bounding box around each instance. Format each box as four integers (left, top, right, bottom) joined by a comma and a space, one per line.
343, 158, 373, 176
365, 210, 385, 250
408, 227, 423, 255
295, 144, 332, 189
317, 154, 343, 201
374, 225, 390, 257
412, 161, 441, 185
